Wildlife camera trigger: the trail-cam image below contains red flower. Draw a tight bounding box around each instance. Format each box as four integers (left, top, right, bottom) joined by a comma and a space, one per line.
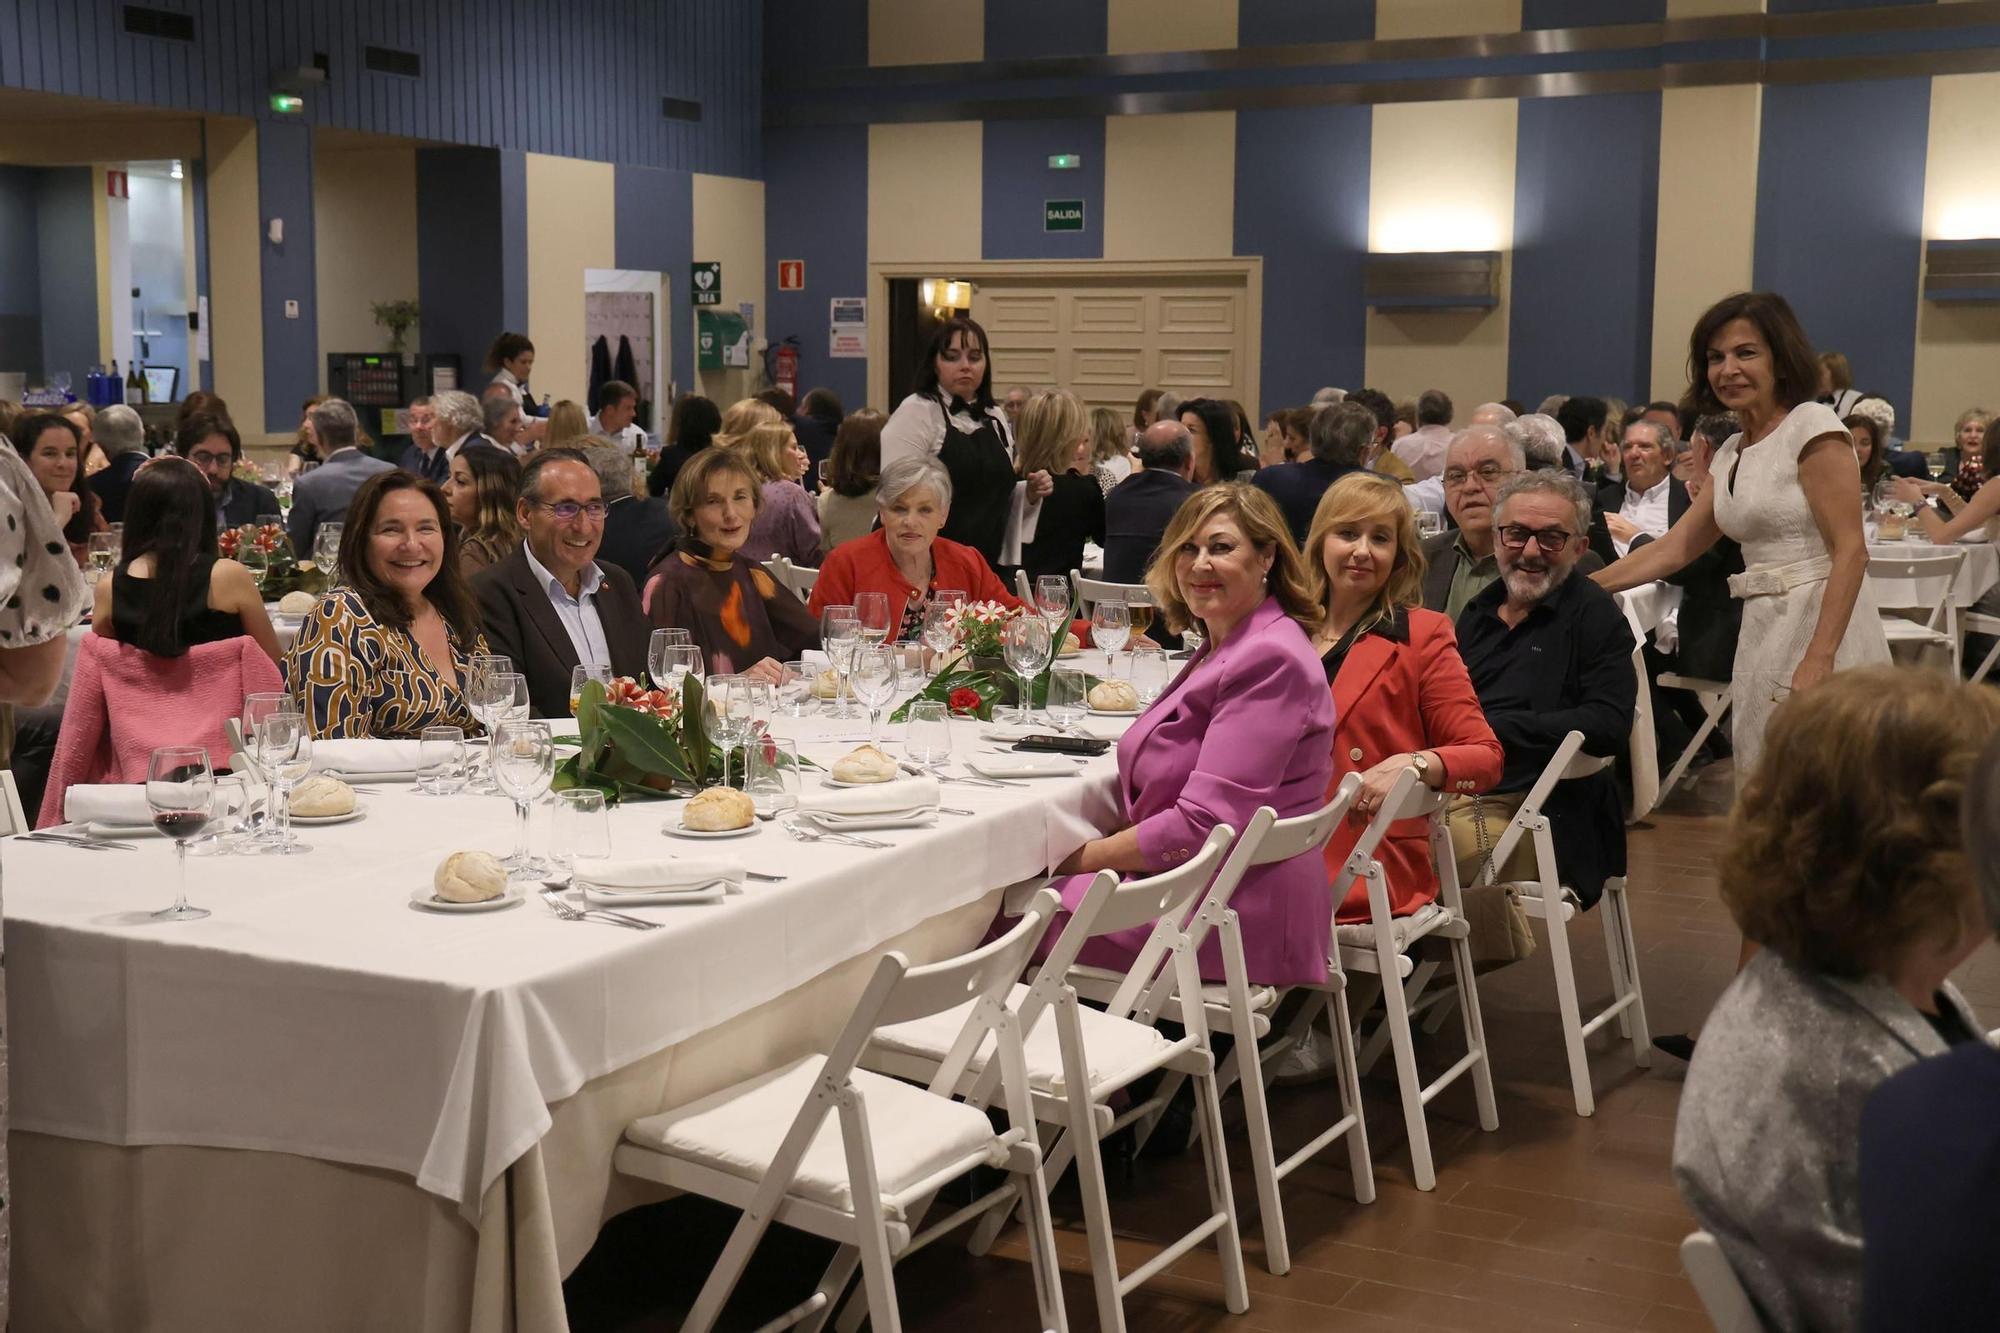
947, 687, 982, 716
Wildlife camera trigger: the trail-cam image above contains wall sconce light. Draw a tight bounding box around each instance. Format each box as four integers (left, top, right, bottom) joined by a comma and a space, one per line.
1923, 239, 2000, 304
920, 278, 973, 318
1364, 251, 1501, 311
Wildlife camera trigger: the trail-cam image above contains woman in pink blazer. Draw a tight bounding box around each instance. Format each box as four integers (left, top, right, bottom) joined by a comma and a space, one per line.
1052, 485, 1335, 987
1304, 474, 1504, 921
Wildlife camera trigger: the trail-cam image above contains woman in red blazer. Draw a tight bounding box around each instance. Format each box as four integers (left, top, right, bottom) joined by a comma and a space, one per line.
1304, 473, 1504, 921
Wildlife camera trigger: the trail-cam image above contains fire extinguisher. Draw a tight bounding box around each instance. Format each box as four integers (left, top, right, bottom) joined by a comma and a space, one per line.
773, 339, 800, 401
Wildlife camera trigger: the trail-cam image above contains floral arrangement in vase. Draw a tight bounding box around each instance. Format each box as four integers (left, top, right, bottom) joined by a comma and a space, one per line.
553, 676, 807, 804
219, 523, 311, 597
946, 599, 1021, 659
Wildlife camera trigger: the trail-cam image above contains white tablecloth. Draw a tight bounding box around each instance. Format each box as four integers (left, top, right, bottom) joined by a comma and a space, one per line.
1867, 539, 2000, 610
6, 699, 1126, 1223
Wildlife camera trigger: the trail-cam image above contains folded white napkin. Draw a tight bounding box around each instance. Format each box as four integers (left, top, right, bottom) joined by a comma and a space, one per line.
799, 774, 940, 815
311, 739, 427, 777
573, 857, 744, 893
64, 777, 249, 827
967, 754, 1076, 779
980, 721, 1045, 742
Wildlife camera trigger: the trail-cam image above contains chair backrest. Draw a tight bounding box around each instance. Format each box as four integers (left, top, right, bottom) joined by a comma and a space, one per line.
1070, 569, 1147, 612
1013, 569, 1034, 605
1679, 1232, 1767, 1333
760, 556, 789, 593
790, 563, 820, 596
1868, 551, 1966, 632
1474, 729, 1588, 882
0, 770, 26, 837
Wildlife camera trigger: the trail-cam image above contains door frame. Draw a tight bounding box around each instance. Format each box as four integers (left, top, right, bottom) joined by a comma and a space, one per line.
866, 257, 1264, 421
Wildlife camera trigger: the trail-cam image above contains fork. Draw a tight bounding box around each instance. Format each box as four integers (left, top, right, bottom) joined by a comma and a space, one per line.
539, 887, 660, 930
15, 831, 123, 851
782, 819, 888, 850
900, 759, 1017, 789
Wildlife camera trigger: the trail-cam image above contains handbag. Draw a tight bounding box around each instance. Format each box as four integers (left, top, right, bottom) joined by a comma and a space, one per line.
1445, 792, 1538, 967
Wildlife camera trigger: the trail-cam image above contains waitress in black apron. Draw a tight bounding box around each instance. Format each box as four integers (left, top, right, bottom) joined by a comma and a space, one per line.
879, 317, 1051, 575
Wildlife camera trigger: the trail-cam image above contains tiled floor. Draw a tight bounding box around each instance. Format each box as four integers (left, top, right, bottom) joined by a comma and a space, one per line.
566, 764, 2000, 1331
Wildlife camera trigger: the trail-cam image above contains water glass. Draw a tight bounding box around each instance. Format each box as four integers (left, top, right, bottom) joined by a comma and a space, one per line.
905, 700, 952, 767
569, 662, 613, 715
312, 523, 343, 586
1035, 575, 1071, 629
419, 725, 468, 795
1415, 509, 1446, 541
551, 789, 611, 872
1129, 647, 1169, 704
849, 644, 899, 743
255, 712, 314, 856
648, 628, 699, 694
855, 591, 893, 646
822, 607, 861, 718
240, 541, 270, 593
491, 720, 554, 875
86, 531, 118, 584
1046, 666, 1088, 733
780, 660, 814, 717
709, 676, 753, 787
1090, 599, 1131, 676
745, 733, 801, 818
145, 745, 215, 921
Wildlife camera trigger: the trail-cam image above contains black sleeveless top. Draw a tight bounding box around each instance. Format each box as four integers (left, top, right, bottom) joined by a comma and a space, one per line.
933, 403, 1017, 573
112, 555, 244, 657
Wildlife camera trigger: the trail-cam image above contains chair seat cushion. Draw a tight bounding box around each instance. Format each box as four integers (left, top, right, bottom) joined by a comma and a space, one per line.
623, 1055, 998, 1218
871, 983, 1171, 1098
1333, 902, 1449, 953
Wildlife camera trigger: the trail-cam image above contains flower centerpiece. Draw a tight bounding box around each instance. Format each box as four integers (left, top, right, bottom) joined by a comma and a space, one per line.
553, 676, 807, 804
949, 599, 1020, 664
219, 522, 311, 597
891, 590, 1095, 723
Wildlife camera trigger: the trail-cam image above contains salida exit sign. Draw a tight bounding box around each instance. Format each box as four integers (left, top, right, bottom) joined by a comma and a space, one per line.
1044, 199, 1085, 233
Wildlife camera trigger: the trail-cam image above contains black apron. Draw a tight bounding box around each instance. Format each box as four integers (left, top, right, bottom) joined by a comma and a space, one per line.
936, 407, 1017, 573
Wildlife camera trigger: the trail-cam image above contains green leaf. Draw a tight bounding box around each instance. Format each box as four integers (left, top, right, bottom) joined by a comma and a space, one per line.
576, 679, 609, 770
598, 704, 695, 784
680, 674, 712, 784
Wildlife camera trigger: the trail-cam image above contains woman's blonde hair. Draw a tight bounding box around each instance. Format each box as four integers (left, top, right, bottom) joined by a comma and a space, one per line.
1014, 389, 1088, 478
1722, 666, 2000, 979
718, 397, 782, 444
1302, 472, 1426, 635
544, 400, 590, 450
734, 420, 797, 483
1144, 483, 1317, 635
1088, 406, 1127, 468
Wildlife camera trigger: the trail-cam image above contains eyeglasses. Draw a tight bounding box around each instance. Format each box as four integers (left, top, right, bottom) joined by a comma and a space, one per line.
530, 500, 608, 522
1497, 524, 1574, 554
1442, 462, 1516, 489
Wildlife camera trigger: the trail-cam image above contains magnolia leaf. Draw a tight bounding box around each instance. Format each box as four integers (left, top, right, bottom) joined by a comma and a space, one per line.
680, 673, 712, 784
576, 679, 609, 770
598, 705, 695, 783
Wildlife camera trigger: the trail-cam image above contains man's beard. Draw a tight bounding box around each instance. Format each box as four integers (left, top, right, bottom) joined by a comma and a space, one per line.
1501, 557, 1570, 605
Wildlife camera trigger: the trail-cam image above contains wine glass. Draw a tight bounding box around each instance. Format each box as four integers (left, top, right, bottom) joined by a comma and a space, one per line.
569, 662, 613, 716
1001, 616, 1052, 725
145, 746, 215, 921
816, 459, 832, 489
648, 628, 693, 691
1129, 647, 1169, 705
490, 720, 555, 875
820, 604, 859, 718
1182, 623, 1206, 659
1090, 599, 1131, 677
312, 523, 343, 587
1046, 666, 1088, 734
462, 653, 512, 792
1415, 509, 1446, 541
86, 531, 118, 584
855, 592, 892, 646
849, 644, 898, 744
922, 601, 958, 674
1035, 575, 1071, 632
239, 540, 270, 595
238, 691, 290, 845
708, 676, 752, 788
254, 713, 313, 856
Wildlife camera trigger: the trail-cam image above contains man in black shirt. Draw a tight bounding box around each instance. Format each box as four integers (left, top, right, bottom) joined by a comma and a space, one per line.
1102, 421, 1196, 585
1457, 470, 1635, 906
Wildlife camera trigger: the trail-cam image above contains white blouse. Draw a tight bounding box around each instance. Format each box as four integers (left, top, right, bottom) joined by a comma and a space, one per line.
0, 441, 88, 649
879, 393, 1041, 562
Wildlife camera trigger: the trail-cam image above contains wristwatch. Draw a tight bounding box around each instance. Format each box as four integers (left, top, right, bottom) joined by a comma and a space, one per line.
1408, 752, 1432, 784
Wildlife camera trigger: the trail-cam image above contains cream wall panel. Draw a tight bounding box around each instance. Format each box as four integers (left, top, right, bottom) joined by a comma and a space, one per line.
204, 117, 267, 441
868, 122, 982, 264
1365, 100, 1516, 409
1375, 0, 1520, 40
524, 154, 617, 406
1104, 113, 1236, 260
313, 147, 418, 392
1107, 0, 1236, 54
1649, 84, 1760, 402
691, 172, 767, 402
1666, 0, 1764, 15
92, 166, 112, 364
1913, 71, 2000, 444
870, 0, 981, 66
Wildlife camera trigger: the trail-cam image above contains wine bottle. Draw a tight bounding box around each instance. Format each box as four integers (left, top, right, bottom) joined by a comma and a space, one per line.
127, 362, 145, 404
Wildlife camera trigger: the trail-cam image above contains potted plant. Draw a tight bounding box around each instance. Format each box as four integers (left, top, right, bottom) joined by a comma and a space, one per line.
370, 299, 421, 357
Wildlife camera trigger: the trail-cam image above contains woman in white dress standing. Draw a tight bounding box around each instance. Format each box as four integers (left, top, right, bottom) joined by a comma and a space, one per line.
1594, 290, 1889, 776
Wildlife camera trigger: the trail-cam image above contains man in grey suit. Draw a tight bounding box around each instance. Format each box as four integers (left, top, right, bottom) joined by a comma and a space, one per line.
287, 398, 396, 557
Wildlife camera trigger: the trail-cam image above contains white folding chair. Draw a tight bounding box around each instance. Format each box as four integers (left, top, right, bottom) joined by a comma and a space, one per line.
1012, 569, 1034, 605
1680, 1231, 1767, 1333
788, 559, 821, 598
864, 827, 1250, 1333
1069, 568, 1147, 613
762, 556, 792, 594
1967, 608, 2000, 684
1120, 779, 1375, 1274
1869, 550, 1967, 674
0, 769, 27, 836
1653, 673, 1732, 801
1469, 730, 1651, 1117
1332, 768, 1498, 1191
614, 893, 1070, 1333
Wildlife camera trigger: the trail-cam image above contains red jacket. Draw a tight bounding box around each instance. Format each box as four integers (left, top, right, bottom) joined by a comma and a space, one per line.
808, 529, 1090, 642
1326, 607, 1505, 921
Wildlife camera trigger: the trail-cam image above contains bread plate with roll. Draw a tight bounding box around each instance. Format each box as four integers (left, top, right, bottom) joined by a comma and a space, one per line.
822, 743, 902, 787
666, 786, 760, 840
412, 850, 524, 913
287, 775, 365, 825
1085, 679, 1142, 717
797, 762, 941, 831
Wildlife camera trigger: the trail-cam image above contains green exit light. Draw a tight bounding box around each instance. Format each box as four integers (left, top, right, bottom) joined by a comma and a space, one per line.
1048, 153, 1081, 170
269, 93, 305, 115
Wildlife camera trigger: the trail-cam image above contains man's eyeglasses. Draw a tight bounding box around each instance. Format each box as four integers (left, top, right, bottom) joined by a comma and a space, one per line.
1442, 462, 1516, 489
531, 500, 608, 522
1497, 524, 1574, 554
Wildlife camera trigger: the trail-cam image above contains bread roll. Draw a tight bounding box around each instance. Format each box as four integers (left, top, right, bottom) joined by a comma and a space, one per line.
831, 744, 900, 784
1087, 679, 1140, 712
277, 591, 317, 616
434, 850, 507, 903
289, 774, 356, 816
1061, 631, 1082, 653
810, 669, 852, 700
682, 786, 755, 831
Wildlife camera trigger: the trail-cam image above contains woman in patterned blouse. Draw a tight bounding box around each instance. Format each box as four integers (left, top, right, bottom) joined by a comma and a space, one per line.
285, 470, 489, 738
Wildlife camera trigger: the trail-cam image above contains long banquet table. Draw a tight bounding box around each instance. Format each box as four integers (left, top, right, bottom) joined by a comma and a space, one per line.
6, 699, 1128, 1332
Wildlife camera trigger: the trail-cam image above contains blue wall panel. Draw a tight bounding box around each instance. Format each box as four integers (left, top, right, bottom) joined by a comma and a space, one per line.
35, 168, 100, 383
1508, 91, 1661, 407
986, 0, 1108, 61
417, 146, 515, 390
258, 119, 318, 433
614, 164, 696, 399
1754, 78, 1929, 430
1233, 104, 1371, 411
763, 126, 869, 412
1238, 0, 1371, 46
766, 0, 866, 79
190, 152, 211, 391
0, 0, 761, 178
981, 118, 1105, 262
1523, 0, 1664, 27
0, 165, 42, 379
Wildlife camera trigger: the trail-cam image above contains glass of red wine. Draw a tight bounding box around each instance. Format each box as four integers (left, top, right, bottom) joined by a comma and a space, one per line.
145, 745, 215, 922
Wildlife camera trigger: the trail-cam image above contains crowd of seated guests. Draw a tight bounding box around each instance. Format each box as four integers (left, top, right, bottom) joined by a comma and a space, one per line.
441, 442, 524, 578
17, 411, 104, 565
1088, 405, 1132, 493
87, 404, 148, 522
288, 398, 394, 556
647, 393, 723, 498
177, 413, 282, 530
816, 410, 884, 558
1103, 421, 1197, 586
1013, 389, 1105, 583
1251, 399, 1372, 547
733, 418, 820, 567
583, 437, 676, 589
